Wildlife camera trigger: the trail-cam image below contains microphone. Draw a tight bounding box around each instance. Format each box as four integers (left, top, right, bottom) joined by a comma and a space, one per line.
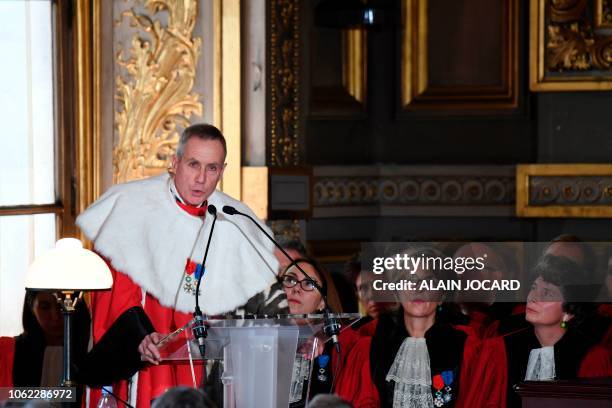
221, 205, 341, 352
192, 204, 218, 357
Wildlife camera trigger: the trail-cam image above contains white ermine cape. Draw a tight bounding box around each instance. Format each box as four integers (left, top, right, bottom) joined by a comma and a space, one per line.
76, 173, 279, 315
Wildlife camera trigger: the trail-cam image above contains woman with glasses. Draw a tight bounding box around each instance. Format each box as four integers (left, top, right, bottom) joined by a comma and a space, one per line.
467, 254, 611, 408
280, 256, 343, 406
281, 258, 340, 315
335, 245, 480, 408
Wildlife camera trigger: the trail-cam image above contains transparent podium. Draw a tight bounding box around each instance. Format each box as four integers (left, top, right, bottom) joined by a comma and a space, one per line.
156, 313, 361, 408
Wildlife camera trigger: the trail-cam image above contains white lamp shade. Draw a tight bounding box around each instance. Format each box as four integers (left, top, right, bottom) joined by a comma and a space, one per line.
25, 238, 113, 291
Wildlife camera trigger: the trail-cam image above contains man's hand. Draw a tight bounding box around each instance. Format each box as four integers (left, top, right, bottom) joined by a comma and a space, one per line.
138, 332, 163, 365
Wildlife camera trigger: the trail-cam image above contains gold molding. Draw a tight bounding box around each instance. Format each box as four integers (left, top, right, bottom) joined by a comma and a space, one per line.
596, 0, 612, 29
342, 29, 367, 104
402, 0, 519, 111
218, 0, 241, 200
113, 0, 203, 183
516, 164, 612, 218
530, 0, 612, 91
93, 0, 102, 203
74, 0, 99, 219
309, 26, 367, 116
269, 0, 301, 166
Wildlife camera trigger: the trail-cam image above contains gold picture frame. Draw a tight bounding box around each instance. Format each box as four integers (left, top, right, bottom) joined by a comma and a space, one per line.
530, 0, 612, 91
516, 164, 612, 218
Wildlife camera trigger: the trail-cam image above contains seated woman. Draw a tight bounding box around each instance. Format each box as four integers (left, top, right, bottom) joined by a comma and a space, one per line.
468, 254, 611, 408
280, 256, 343, 406
0, 291, 90, 387
335, 245, 480, 408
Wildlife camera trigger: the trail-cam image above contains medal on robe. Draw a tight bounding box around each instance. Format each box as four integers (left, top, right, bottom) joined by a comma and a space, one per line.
432, 374, 445, 407
317, 354, 330, 382
184, 259, 205, 295
432, 370, 454, 406
441, 370, 454, 403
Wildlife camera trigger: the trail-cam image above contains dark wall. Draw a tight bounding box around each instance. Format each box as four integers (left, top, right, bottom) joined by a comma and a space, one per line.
305, 0, 534, 166
299, 0, 612, 245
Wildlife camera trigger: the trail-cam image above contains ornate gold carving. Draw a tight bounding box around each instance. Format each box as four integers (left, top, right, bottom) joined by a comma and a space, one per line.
546, 23, 594, 70
546, 0, 612, 71
113, 0, 203, 183
531, 0, 612, 91
550, 0, 588, 23
269, 0, 301, 167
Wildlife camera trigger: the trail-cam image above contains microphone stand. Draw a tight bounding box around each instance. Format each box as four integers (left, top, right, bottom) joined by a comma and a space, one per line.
192, 204, 218, 358
221, 205, 341, 352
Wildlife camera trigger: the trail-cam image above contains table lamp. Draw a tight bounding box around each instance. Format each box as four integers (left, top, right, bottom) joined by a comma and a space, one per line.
24, 238, 112, 386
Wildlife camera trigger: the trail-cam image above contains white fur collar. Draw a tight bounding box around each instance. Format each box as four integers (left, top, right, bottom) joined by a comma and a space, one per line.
76, 173, 279, 315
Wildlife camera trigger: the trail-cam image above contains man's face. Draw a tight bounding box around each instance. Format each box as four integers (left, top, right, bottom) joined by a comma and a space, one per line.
172, 138, 226, 206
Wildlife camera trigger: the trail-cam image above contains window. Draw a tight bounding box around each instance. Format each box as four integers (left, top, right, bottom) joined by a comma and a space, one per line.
0, 0, 72, 336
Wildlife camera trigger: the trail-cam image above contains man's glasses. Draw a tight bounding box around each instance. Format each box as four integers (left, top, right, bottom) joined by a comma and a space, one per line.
281, 275, 319, 292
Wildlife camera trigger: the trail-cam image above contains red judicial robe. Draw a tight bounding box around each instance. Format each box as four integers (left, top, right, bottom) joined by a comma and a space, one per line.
87, 256, 206, 407
0, 337, 15, 387
332, 317, 377, 374
335, 313, 480, 408
85, 201, 208, 407
455, 303, 527, 340
465, 327, 612, 408
77, 174, 279, 407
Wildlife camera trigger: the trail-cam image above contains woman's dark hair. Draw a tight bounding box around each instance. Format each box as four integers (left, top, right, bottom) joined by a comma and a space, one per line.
282, 256, 343, 313
21, 290, 90, 346
546, 234, 597, 277
531, 254, 597, 329
14, 291, 91, 387
22, 291, 45, 338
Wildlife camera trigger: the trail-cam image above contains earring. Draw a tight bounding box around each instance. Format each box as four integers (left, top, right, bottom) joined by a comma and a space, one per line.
437, 304, 443, 312
560, 315, 568, 329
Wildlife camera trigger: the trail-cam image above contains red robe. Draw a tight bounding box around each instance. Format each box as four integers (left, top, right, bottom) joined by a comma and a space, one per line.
335, 314, 480, 408
460, 303, 527, 340
78, 176, 279, 407
86, 202, 206, 407
0, 337, 15, 388
465, 327, 612, 408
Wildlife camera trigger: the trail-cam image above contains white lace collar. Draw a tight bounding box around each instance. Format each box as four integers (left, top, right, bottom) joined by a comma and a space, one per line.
386, 337, 434, 408
525, 346, 555, 381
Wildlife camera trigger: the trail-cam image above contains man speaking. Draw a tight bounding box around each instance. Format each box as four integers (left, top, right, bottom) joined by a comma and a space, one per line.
77, 124, 283, 406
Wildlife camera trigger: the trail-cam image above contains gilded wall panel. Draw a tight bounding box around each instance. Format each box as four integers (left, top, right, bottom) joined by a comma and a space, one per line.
531, 0, 612, 91
268, 0, 302, 166
516, 165, 612, 217
112, 0, 203, 183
